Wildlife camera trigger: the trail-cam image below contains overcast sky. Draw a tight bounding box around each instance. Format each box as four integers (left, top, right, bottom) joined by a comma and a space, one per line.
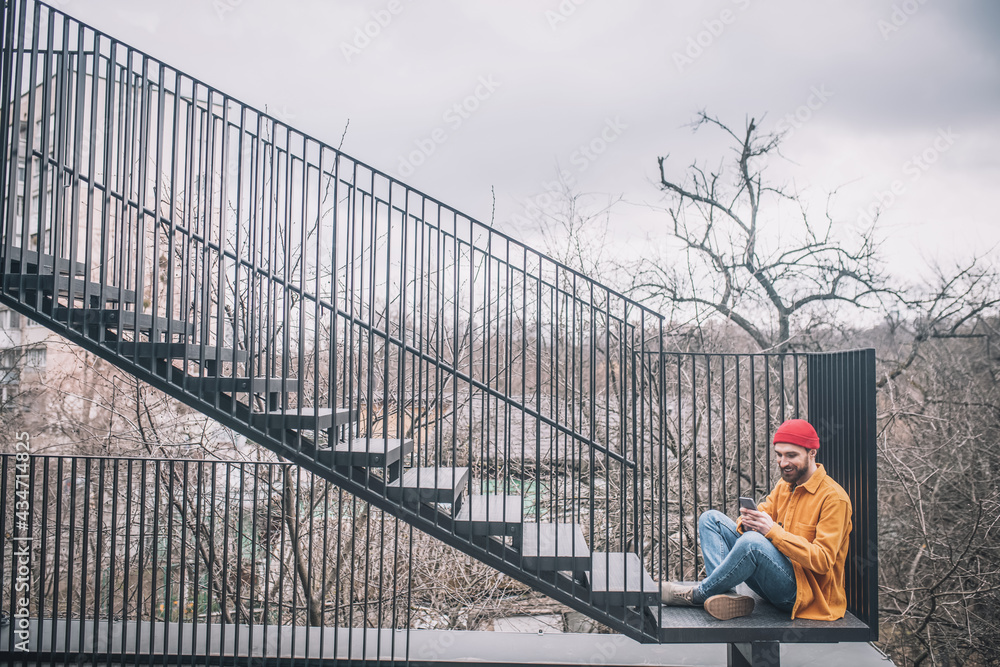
60, 0, 1000, 284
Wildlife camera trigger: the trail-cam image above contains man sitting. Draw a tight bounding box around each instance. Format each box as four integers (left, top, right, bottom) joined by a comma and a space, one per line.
660, 419, 853, 621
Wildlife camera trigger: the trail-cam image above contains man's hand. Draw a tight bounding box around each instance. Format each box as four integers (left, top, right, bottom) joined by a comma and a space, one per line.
740, 508, 774, 535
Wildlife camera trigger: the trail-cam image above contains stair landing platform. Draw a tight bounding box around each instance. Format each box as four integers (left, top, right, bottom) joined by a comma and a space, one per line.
2, 618, 894, 666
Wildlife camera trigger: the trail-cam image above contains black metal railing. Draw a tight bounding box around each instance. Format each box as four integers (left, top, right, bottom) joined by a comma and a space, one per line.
0, 0, 878, 650
0, 454, 420, 661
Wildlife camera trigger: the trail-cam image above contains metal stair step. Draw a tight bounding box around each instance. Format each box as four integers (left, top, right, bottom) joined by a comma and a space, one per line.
251, 407, 353, 431
386, 467, 469, 506
318, 437, 413, 468
181, 376, 296, 394
4, 274, 135, 304
587, 552, 659, 608
108, 341, 248, 363
521, 523, 591, 572
52, 307, 194, 334
454, 494, 522, 537
5, 247, 89, 276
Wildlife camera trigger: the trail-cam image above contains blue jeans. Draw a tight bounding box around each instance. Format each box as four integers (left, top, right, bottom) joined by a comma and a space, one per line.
693, 509, 797, 611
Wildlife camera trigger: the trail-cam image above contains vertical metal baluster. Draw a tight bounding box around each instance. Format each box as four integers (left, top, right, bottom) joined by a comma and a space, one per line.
735, 359, 742, 504
332, 486, 343, 662
64, 456, 76, 652
221, 460, 232, 657
107, 459, 120, 655
377, 505, 386, 658
36, 455, 49, 652
65, 20, 86, 325
294, 134, 307, 456
191, 460, 203, 657
345, 162, 357, 460
690, 355, 698, 576
17, 2, 39, 275
279, 125, 293, 446
345, 493, 355, 659
118, 46, 137, 361
133, 53, 151, 363
794, 351, 801, 418
275, 463, 286, 658
765, 354, 772, 485
657, 317, 666, 628
327, 150, 340, 453
135, 460, 152, 654
288, 466, 305, 653
0, 0, 16, 266
205, 459, 215, 656
246, 110, 261, 417
750, 354, 757, 496
602, 287, 610, 602
570, 272, 578, 531
149, 56, 165, 360
249, 462, 261, 637
721, 356, 728, 511
306, 466, 315, 659
36, 4, 52, 300
466, 215, 475, 523
119, 458, 132, 657
0, 0, 23, 276
82, 22, 100, 331
235, 462, 246, 659
92, 458, 105, 654
177, 460, 189, 657
164, 460, 175, 655
318, 475, 330, 659
551, 265, 558, 528
148, 459, 160, 659
51, 454, 65, 654
72, 459, 84, 650
675, 355, 683, 576
262, 464, 275, 662
362, 476, 371, 657
54, 9, 70, 280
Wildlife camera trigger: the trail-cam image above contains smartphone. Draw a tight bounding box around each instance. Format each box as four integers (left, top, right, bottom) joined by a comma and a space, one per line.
738, 496, 757, 512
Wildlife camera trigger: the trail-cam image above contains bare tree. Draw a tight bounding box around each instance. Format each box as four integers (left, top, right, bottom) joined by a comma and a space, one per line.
635, 111, 888, 353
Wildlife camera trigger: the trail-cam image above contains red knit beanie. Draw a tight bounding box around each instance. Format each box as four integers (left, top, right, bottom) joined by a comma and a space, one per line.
773, 419, 820, 450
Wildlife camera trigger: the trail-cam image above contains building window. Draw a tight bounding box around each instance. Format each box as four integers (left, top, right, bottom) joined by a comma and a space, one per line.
0, 309, 20, 329
0, 350, 20, 385
25, 347, 46, 370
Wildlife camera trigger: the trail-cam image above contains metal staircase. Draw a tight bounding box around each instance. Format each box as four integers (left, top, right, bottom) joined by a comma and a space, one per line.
0, 0, 669, 644
0, 5, 883, 659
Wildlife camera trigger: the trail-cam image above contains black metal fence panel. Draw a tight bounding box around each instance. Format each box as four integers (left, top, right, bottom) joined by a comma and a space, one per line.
808, 349, 879, 641
0, 455, 417, 661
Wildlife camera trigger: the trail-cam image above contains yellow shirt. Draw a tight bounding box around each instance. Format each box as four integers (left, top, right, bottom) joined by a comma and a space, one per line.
739, 463, 853, 621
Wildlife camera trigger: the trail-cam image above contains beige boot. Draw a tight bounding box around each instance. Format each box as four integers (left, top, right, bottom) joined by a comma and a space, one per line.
660, 582, 700, 607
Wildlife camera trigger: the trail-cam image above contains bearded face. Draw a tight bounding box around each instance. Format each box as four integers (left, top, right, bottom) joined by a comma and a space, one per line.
774, 442, 815, 486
